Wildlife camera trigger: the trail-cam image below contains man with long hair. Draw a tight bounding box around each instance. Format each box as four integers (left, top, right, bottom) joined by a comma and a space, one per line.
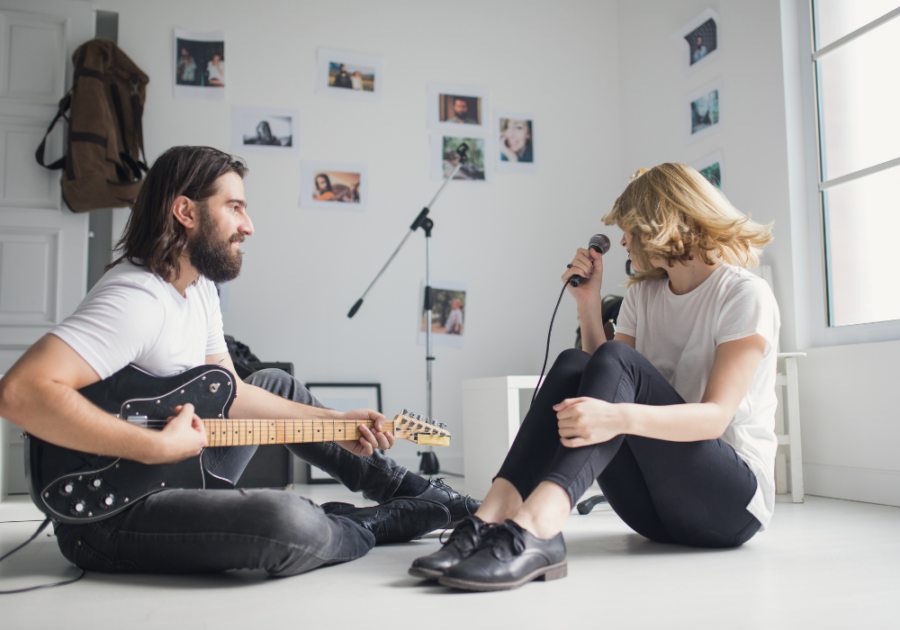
0, 146, 477, 577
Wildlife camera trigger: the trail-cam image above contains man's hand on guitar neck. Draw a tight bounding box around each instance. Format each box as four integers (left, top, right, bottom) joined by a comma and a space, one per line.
335, 408, 396, 457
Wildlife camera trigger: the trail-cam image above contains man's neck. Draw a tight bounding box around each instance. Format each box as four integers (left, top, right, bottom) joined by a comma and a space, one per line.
172, 257, 201, 297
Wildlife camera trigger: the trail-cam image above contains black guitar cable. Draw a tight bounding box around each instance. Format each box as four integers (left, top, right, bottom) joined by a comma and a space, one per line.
0, 518, 85, 594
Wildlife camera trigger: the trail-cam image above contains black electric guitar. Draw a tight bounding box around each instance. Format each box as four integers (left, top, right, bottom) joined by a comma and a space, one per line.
24, 364, 450, 525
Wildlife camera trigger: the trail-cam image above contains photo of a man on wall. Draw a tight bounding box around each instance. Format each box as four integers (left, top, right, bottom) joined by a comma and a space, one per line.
441, 95, 480, 125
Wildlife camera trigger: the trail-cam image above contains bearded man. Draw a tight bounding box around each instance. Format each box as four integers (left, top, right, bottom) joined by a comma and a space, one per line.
0, 146, 476, 577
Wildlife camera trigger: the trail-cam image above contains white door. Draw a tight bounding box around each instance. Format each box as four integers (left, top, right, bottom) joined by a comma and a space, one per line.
0, 0, 94, 497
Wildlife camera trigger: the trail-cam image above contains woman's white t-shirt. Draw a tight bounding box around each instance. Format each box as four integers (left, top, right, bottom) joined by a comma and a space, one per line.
615, 264, 781, 529
50, 261, 228, 379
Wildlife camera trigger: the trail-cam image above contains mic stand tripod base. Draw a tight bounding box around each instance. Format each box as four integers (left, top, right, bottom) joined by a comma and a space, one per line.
417, 450, 440, 476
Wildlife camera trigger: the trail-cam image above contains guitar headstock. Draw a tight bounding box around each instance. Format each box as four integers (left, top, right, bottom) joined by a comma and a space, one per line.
391, 410, 451, 446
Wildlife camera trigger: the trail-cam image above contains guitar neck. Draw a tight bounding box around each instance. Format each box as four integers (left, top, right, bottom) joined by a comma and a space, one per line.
203, 418, 394, 447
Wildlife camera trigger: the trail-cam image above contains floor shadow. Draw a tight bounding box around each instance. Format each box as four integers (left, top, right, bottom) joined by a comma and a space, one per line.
566, 532, 742, 557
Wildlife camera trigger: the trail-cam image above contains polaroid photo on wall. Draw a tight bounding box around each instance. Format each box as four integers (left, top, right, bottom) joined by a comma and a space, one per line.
300, 161, 368, 211
174, 29, 226, 99
231, 106, 299, 156
690, 150, 725, 191
427, 84, 490, 135
685, 78, 722, 144
430, 135, 491, 182
496, 111, 536, 174
418, 280, 467, 349
315, 48, 383, 102
673, 9, 721, 75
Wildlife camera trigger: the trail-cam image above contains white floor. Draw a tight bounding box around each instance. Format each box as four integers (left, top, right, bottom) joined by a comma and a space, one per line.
2, 486, 899, 630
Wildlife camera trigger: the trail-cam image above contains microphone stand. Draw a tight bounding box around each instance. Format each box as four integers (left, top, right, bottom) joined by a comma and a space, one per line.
347, 145, 469, 476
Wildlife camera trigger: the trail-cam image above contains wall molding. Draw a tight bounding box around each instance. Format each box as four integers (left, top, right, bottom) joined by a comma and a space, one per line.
804, 462, 900, 507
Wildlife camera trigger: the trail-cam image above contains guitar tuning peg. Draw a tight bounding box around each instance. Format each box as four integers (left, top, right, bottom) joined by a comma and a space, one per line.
425, 417, 431, 425
401, 408, 408, 415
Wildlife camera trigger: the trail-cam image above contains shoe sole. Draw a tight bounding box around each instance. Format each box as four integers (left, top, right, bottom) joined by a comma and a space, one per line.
438, 561, 568, 592
408, 566, 444, 580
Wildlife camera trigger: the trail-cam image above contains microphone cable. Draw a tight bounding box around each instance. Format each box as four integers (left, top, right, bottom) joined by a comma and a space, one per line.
531, 282, 570, 408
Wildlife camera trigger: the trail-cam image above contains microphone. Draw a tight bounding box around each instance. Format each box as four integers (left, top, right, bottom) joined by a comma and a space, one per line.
568, 234, 610, 287
457, 143, 469, 163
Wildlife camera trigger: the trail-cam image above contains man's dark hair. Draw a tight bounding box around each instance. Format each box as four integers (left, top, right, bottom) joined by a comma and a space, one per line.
110, 146, 247, 282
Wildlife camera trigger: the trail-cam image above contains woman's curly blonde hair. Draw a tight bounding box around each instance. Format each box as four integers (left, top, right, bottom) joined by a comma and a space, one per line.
602, 163, 773, 287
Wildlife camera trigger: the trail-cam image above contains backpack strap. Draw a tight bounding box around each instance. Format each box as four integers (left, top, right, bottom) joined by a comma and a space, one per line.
129, 74, 148, 167
108, 74, 148, 182
34, 91, 72, 170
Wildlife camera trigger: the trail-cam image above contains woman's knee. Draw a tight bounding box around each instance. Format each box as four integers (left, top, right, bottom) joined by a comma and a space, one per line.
549, 348, 590, 380
589, 340, 636, 368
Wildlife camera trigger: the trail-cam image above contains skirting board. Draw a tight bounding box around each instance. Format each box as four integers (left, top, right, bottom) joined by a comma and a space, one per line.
804, 463, 900, 507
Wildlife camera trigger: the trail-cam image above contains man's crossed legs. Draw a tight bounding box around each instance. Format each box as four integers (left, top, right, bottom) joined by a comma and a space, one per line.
53, 369, 477, 577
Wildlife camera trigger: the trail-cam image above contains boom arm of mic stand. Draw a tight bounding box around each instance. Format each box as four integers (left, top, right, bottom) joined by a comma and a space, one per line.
346, 160, 465, 318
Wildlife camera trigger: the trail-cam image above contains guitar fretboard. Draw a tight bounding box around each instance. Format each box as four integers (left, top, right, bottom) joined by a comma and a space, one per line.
203, 419, 396, 447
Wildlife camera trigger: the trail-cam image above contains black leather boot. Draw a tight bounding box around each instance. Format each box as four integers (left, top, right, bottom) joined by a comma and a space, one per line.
321, 498, 450, 545
438, 520, 567, 591
408, 515, 495, 579
408, 478, 481, 525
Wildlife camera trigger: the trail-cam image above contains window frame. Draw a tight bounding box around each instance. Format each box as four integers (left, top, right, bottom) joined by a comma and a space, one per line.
802, 0, 900, 345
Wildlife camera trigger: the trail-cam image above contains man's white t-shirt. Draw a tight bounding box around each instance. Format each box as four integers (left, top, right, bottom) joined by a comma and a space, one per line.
51, 260, 228, 379
615, 264, 781, 530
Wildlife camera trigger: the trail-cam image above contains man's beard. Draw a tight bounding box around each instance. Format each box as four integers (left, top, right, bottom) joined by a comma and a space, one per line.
188, 209, 244, 283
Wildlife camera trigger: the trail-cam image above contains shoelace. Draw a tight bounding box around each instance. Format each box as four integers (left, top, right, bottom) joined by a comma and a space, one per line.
430, 478, 477, 514
490, 523, 527, 560
438, 517, 493, 551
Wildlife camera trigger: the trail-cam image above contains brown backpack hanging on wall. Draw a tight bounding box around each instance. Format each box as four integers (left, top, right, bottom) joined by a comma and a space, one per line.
35, 39, 150, 213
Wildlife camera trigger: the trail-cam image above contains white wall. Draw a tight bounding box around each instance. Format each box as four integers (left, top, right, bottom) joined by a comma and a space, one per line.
97, 0, 625, 474
616, 0, 900, 506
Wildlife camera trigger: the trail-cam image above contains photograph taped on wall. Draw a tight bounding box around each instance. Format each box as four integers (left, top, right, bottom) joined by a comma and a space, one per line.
305, 383, 383, 483
690, 150, 724, 190
418, 280, 467, 349
672, 8, 721, 75
427, 84, 490, 134
300, 161, 368, 210
316, 48, 383, 102
174, 29, 226, 99
685, 78, 722, 144
430, 135, 490, 181
496, 111, 536, 174
231, 106, 300, 156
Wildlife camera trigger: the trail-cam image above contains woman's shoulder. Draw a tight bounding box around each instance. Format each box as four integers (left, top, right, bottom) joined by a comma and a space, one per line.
716, 265, 777, 308
720, 265, 772, 292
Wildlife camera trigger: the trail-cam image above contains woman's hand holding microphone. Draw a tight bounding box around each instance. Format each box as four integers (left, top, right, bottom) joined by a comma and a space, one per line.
562, 234, 610, 308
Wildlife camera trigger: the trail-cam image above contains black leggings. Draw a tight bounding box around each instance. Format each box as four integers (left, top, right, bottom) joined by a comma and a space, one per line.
496, 342, 761, 548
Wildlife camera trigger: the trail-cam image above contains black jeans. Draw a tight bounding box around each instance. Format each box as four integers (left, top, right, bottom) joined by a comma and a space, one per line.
54, 369, 410, 576
497, 342, 761, 548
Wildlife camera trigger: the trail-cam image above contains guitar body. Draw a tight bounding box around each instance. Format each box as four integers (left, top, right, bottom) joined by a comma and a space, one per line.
25, 364, 236, 525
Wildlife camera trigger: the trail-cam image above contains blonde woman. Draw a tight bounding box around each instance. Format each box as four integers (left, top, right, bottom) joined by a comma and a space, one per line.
411, 164, 779, 591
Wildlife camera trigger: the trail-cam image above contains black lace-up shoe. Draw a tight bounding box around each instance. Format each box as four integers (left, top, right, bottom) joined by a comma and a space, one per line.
438, 520, 567, 591
408, 516, 495, 579
321, 498, 450, 545
410, 478, 482, 525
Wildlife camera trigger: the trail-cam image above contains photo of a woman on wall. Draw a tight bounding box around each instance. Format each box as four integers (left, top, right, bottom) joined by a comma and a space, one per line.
499, 118, 533, 163
313, 173, 334, 201
410, 164, 779, 592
